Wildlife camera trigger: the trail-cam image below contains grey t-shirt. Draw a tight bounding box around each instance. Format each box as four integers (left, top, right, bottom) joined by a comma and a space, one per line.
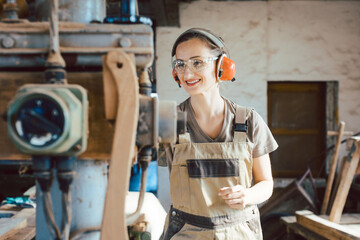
158, 97, 278, 168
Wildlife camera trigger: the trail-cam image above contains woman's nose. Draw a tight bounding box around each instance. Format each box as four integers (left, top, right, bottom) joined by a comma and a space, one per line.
183, 64, 195, 78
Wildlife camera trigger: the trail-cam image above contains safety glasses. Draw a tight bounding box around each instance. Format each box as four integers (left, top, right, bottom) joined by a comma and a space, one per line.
172, 56, 218, 74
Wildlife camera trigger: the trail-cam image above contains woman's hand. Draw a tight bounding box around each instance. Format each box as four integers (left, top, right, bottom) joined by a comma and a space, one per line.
218, 185, 249, 209
218, 154, 274, 208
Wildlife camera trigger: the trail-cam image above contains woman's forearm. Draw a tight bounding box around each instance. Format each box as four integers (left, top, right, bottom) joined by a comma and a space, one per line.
245, 179, 273, 205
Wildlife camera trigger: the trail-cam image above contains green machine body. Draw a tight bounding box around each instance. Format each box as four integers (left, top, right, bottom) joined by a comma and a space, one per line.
7, 84, 88, 156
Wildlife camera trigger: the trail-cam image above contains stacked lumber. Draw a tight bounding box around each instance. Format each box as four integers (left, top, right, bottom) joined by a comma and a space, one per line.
0, 205, 35, 240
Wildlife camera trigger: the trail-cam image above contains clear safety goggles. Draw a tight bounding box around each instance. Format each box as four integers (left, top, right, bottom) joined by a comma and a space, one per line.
172, 56, 218, 74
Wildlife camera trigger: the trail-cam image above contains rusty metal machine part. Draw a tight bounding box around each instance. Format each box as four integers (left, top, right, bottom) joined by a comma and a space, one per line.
0, 0, 154, 160
0, 22, 154, 69
1, 0, 174, 239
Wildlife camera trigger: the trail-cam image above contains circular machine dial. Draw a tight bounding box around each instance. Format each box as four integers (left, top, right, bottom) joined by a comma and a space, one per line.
11, 94, 65, 147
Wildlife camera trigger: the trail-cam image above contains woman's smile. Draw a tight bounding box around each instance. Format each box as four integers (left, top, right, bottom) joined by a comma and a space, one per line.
185, 78, 201, 86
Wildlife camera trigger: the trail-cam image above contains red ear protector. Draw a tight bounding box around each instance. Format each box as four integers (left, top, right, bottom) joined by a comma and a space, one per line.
217, 54, 236, 82
172, 69, 181, 88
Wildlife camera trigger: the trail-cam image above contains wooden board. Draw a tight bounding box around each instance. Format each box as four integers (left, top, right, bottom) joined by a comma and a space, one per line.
12, 209, 35, 228
334, 214, 360, 225
0, 72, 114, 160
296, 210, 360, 240
0, 205, 22, 211
329, 139, 360, 223
321, 121, 345, 214
0, 208, 35, 240
281, 216, 327, 240
1, 227, 35, 240
0, 218, 27, 240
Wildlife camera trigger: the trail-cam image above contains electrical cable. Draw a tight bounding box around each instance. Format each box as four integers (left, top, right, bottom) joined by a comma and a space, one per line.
126, 147, 152, 225
55, 156, 76, 240
126, 163, 148, 225
61, 191, 72, 240
43, 191, 62, 239
32, 156, 62, 239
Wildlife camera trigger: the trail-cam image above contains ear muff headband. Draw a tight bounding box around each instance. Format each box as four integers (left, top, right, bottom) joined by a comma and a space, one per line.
172, 28, 236, 83
171, 28, 230, 58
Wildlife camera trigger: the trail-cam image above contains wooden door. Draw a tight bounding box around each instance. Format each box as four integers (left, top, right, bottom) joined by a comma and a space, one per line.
268, 82, 327, 178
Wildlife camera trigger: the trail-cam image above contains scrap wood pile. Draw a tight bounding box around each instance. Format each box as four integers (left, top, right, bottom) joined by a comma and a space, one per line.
288, 133, 360, 240
0, 205, 35, 240
260, 122, 360, 240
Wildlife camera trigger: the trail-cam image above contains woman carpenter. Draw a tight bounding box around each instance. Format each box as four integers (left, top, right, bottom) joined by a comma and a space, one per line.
159, 28, 278, 240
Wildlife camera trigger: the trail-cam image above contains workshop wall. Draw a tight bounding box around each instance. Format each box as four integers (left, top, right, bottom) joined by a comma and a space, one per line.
156, 0, 360, 211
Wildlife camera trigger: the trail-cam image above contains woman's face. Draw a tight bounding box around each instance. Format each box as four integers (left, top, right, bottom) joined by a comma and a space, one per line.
175, 38, 218, 96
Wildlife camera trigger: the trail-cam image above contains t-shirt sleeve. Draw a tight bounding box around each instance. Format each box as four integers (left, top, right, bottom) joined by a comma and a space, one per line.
158, 143, 168, 167
158, 143, 175, 172
248, 110, 278, 158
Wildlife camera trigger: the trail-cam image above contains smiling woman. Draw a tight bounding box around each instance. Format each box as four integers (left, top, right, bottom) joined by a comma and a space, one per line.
159, 28, 278, 240
174, 38, 220, 96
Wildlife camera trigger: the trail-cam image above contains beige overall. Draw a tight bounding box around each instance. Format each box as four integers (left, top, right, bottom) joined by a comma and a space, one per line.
162, 106, 263, 240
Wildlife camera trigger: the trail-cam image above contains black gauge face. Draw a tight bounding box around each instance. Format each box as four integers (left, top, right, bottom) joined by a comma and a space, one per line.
11, 95, 65, 147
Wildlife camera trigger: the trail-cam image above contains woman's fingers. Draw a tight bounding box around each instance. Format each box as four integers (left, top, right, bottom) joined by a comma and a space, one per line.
218, 185, 244, 195
220, 191, 245, 200
218, 185, 248, 209
218, 185, 245, 199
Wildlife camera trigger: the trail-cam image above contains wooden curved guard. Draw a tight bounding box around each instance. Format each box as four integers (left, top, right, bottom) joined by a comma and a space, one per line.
100, 50, 139, 240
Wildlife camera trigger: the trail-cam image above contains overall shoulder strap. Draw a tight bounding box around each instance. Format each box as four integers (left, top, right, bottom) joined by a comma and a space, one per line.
178, 132, 191, 143
234, 105, 249, 142
178, 123, 191, 144
177, 99, 193, 144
